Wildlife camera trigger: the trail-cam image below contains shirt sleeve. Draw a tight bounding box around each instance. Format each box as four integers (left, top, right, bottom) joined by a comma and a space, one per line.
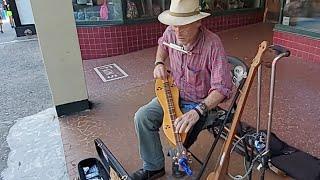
208, 41, 233, 99
157, 26, 171, 53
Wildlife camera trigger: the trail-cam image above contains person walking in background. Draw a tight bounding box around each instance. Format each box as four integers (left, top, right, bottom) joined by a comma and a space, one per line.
0, 2, 4, 33
5, 4, 14, 28
1, 0, 6, 18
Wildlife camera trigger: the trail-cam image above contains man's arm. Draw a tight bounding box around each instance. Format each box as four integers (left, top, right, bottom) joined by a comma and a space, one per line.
155, 45, 168, 63
202, 90, 225, 111
200, 42, 233, 113
154, 45, 169, 80
175, 41, 232, 133
174, 90, 225, 134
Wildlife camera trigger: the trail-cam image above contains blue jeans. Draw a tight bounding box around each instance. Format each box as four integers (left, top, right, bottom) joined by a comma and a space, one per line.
134, 97, 218, 171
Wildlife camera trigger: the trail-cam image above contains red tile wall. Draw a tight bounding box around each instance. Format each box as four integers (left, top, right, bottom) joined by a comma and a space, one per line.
77, 11, 263, 60
273, 31, 320, 63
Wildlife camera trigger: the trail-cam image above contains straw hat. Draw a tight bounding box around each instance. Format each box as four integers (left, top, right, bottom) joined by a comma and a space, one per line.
158, 0, 210, 26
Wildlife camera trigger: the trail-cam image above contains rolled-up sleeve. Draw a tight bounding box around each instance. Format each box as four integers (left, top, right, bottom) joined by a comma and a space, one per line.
208, 45, 233, 99
157, 26, 171, 53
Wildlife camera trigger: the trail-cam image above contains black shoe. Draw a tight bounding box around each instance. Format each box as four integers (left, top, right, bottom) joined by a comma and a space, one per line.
0, 30, 3, 33
131, 167, 165, 180
172, 162, 186, 178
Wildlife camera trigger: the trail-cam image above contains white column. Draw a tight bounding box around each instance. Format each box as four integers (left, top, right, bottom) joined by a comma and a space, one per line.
30, 0, 89, 116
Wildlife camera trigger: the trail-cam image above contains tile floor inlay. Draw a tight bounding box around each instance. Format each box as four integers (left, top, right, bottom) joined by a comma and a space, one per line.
94, 63, 128, 82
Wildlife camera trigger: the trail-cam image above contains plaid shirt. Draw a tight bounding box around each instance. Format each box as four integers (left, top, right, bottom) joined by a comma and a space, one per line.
158, 26, 232, 103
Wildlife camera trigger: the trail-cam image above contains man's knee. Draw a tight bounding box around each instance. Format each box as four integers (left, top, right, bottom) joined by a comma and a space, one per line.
134, 105, 161, 131
134, 106, 149, 128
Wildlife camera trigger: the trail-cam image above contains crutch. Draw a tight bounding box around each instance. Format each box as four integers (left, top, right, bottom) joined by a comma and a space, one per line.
259, 45, 290, 180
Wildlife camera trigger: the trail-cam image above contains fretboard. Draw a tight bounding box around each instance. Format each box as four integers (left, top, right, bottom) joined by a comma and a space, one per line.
163, 81, 183, 147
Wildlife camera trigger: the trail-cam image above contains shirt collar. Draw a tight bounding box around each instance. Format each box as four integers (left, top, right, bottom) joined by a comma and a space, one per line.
183, 26, 204, 55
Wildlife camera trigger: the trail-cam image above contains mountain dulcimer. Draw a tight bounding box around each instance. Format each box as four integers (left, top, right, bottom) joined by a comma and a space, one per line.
155, 76, 192, 175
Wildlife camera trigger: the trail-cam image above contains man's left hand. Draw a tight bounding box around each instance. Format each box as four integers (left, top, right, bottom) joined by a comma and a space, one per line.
174, 110, 200, 133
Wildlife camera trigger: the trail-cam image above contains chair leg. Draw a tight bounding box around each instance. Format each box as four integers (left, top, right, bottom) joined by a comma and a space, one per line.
187, 150, 203, 165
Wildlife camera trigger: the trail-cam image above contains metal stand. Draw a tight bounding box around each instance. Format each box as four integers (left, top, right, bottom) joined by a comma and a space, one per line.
194, 47, 290, 180
224, 45, 290, 180
258, 45, 290, 180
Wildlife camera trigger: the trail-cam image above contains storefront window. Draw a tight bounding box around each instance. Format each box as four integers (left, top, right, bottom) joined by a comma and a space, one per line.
72, 0, 123, 23
282, 0, 320, 33
72, 0, 262, 25
200, 0, 261, 12
125, 0, 170, 20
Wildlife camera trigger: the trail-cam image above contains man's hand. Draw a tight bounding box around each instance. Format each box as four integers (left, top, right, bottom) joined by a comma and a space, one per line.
153, 64, 167, 80
174, 110, 200, 133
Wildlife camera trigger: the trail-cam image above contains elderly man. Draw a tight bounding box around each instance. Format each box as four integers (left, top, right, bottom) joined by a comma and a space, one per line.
132, 0, 232, 179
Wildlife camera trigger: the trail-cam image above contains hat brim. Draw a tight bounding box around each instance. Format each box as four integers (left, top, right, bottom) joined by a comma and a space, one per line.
158, 10, 210, 26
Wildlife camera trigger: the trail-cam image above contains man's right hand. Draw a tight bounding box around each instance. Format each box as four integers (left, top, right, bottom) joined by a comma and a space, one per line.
153, 63, 167, 80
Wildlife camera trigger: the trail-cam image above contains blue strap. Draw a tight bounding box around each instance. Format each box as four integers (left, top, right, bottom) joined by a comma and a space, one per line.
180, 101, 198, 111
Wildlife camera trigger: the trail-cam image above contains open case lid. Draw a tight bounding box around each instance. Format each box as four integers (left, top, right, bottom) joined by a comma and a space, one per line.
94, 138, 132, 180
